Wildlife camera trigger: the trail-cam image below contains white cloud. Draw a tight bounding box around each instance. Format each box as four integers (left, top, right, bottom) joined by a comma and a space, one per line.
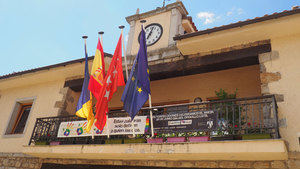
196, 8, 245, 26
197, 12, 215, 25
226, 11, 233, 16
237, 8, 245, 15
227, 7, 245, 16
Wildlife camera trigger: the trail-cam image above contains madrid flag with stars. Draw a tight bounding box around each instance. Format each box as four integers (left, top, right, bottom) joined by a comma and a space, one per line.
94, 33, 125, 131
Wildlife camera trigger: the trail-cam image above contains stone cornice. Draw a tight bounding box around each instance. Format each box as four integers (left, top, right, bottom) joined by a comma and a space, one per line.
125, 1, 188, 23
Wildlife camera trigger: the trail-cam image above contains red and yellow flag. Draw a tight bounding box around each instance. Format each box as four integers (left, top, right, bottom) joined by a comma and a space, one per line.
88, 38, 106, 99
95, 33, 125, 131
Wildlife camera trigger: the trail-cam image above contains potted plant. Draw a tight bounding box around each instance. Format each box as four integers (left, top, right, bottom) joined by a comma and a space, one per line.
35, 140, 49, 145
105, 138, 123, 144
242, 123, 271, 140
210, 89, 241, 141
166, 133, 186, 143
124, 134, 146, 144
187, 131, 209, 142
34, 137, 49, 145
146, 133, 164, 143
210, 119, 234, 141
49, 141, 60, 145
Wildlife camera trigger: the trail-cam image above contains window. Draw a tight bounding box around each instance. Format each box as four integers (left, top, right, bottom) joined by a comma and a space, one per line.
298, 132, 300, 147
11, 103, 32, 134
5, 99, 34, 135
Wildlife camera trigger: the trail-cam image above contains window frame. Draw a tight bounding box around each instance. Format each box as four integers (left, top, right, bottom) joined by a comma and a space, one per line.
3, 97, 36, 137
10, 103, 32, 134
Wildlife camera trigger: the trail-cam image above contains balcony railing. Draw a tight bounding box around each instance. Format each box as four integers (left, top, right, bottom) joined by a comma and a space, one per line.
29, 95, 279, 145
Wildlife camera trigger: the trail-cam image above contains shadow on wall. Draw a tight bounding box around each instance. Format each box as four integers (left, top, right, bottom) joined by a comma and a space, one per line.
41, 163, 194, 169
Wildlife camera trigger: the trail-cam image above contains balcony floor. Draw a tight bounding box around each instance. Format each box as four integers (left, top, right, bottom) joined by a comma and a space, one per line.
23, 139, 287, 161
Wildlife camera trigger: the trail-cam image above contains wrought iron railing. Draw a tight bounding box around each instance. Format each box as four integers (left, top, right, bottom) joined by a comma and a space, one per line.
29, 95, 279, 145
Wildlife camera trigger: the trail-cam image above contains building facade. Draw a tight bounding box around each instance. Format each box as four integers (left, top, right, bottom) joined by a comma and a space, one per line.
0, 1, 299, 169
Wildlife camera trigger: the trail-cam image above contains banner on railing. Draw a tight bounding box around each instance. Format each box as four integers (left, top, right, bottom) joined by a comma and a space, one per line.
153, 110, 217, 133
57, 116, 148, 138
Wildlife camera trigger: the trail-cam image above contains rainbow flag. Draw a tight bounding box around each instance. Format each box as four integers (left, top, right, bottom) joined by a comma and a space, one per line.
145, 117, 150, 133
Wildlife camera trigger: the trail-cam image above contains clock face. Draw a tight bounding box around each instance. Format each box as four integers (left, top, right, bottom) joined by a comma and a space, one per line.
139, 23, 163, 46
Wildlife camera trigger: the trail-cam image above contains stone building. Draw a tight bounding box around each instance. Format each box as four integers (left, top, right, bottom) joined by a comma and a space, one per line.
0, 1, 299, 169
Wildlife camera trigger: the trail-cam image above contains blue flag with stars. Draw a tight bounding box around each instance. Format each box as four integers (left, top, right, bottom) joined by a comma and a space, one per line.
121, 26, 150, 120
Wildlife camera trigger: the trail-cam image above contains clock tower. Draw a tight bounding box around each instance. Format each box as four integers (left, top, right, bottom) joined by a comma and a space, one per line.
125, 1, 197, 63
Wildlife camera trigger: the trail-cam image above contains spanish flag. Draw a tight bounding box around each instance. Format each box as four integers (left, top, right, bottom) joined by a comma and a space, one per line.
88, 38, 106, 99
75, 43, 94, 132
95, 33, 125, 131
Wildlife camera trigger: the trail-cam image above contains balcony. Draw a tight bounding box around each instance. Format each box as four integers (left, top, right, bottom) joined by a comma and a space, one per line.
24, 95, 287, 161
28, 95, 280, 145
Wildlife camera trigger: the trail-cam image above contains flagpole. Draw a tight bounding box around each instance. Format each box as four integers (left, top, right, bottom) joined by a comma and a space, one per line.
91, 121, 95, 140
139, 20, 154, 138
149, 94, 154, 137
98, 31, 110, 139
99, 31, 104, 46
119, 25, 136, 138
119, 25, 129, 80
82, 35, 88, 48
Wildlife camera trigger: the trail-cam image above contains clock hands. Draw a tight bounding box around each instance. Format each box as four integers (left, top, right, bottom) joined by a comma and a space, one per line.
142, 24, 162, 46
147, 27, 154, 39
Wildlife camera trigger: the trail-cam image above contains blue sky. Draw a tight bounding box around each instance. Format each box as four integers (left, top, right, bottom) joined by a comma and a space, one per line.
0, 0, 299, 76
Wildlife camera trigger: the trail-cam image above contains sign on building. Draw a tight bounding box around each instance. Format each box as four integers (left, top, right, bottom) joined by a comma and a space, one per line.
153, 110, 217, 133
57, 116, 148, 138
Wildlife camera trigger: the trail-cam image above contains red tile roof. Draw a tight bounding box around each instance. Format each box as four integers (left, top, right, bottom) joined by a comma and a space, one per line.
174, 7, 300, 40
186, 16, 198, 32
0, 53, 112, 80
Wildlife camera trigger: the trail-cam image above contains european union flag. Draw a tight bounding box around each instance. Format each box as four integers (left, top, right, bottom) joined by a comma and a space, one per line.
121, 26, 150, 120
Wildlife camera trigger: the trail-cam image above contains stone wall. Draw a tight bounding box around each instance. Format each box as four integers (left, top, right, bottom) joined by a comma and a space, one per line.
258, 51, 286, 130
258, 51, 283, 101
288, 152, 300, 169
125, 44, 182, 68
55, 76, 82, 116
41, 158, 288, 169
0, 153, 41, 169
2, 152, 300, 168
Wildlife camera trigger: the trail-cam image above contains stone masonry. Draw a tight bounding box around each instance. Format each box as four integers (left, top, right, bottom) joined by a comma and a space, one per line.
0, 153, 41, 169
258, 50, 286, 129
0, 152, 292, 169
55, 84, 80, 116
258, 50, 283, 100
40, 158, 289, 169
